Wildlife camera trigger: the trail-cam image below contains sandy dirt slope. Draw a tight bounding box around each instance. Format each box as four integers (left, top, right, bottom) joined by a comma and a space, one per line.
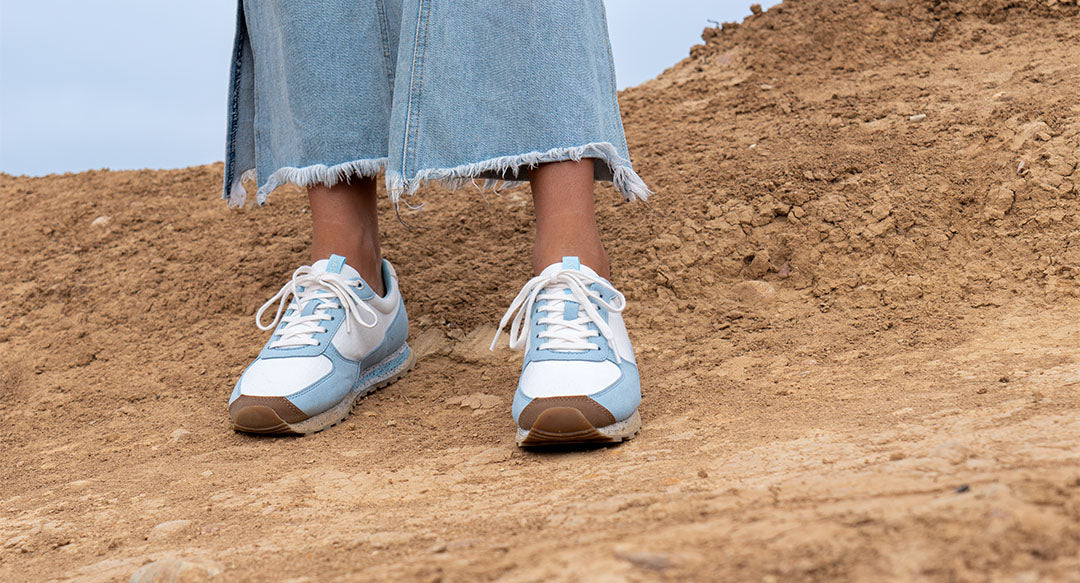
2, 0, 1079, 581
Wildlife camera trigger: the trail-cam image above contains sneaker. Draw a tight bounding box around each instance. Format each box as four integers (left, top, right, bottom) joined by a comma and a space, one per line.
229, 254, 414, 434
491, 256, 642, 446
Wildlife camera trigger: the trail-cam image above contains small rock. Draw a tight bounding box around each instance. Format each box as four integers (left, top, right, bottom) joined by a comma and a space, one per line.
467, 447, 512, 466
614, 548, 673, 571
870, 200, 892, 221
864, 216, 896, 238
168, 428, 191, 444
759, 83, 773, 91
130, 557, 223, 583
975, 483, 1012, 500
450, 393, 501, 410
429, 542, 448, 554
983, 186, 1015, 221
1009, 121, 1052, 151
147, 519, 193, 542
697, 469, 709, 478
909, 114, 927, 122
91, 215, 112, 227
930, 441, 970, 465
200, 470, 213, 477
732, 280, 776, 305
746, 250, 771, 278
750, 3, 763, 15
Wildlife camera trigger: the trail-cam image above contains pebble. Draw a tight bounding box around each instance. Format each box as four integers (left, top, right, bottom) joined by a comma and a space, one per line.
130, 557, 223, 583
446, 393, 501, 410
168, 428, 191, 444
930, 441, 970, 465
147, 519, 193, 542
983, 186, 1015, 221
614, 548, 673, 571
909, 114, 927, 122
746, 252, 771, 278
732, 280, 777, 305
91, 215, 112, 227
870, 200, 892, 220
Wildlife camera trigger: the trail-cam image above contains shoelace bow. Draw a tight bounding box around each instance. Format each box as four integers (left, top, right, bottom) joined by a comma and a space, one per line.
490, 269, 627, 362
256, 266, 379, 349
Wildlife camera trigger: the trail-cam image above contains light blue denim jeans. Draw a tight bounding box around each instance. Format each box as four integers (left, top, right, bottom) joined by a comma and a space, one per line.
223, 0, 650, 207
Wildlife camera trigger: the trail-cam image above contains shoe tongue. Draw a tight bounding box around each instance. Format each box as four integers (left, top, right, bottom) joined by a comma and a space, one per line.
537, 256, 601, 280
310, 254, 362, 280
537, 256, 604, 324
297, 255, 367, 317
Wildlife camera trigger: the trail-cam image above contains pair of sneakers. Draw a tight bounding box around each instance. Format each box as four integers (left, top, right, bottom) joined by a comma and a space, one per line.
229, 255, 641, 446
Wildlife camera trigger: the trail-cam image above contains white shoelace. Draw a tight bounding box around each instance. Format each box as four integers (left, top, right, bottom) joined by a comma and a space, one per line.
490, 268, 627, 362
255, 266, 379, 349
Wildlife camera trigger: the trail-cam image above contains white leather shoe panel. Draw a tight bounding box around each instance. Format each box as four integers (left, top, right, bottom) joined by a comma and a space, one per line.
606, 311, 636, 364
331, 288, 400, 361
239, 355, 333, 397
518, 360, 622, 398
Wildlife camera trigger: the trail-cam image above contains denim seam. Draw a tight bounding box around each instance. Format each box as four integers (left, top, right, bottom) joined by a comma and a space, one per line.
223, 0, 246, 201
399, 0, 423, 187
399, 0, 430, 192
596, 1, 630, 154
374, 0, 395, 96
251, 1, 267, 196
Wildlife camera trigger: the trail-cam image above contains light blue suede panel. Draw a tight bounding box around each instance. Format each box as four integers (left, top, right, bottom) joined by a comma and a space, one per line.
360, 299, 408, 370
229, 381, 243, 405
587, 360, 641, 422
284, 344, 360, 415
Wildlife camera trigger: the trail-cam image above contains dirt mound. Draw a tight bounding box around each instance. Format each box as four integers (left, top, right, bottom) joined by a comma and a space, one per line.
2, 1, 1078, 581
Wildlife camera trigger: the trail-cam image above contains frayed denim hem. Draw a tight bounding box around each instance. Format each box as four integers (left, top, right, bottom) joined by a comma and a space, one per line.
226, 157, 389, 207
385, 141, 651, 206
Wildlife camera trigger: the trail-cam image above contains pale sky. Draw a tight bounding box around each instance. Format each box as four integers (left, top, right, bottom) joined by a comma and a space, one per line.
0, 1, 778, 176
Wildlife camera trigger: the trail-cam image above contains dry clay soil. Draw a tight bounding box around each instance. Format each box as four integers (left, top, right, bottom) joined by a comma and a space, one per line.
2, 1, 1080, 581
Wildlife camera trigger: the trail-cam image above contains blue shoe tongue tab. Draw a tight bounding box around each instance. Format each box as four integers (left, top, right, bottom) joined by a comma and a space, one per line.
559, 257, 581, 320
326, 254, 346, 274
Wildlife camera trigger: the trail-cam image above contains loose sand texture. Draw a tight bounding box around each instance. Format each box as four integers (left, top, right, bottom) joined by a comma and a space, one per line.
2, 0, 1079, 581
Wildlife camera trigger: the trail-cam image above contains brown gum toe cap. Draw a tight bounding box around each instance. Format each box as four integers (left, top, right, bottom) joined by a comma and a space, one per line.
517, 396, 617, 431
229, 396, 309, 430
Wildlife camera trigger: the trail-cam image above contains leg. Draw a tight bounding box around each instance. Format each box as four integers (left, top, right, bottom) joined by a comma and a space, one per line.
230, 175, 413, 434
308, 177, 385, 296
499, 158, 640, 447
529, 159, 610, 279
